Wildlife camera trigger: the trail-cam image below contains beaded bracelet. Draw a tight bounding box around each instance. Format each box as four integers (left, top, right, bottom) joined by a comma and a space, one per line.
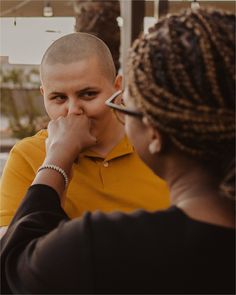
37, 164, 69, 188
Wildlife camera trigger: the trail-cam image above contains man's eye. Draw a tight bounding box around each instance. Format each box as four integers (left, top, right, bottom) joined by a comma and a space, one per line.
81, 92, 98, 100
52, 96, 66, 103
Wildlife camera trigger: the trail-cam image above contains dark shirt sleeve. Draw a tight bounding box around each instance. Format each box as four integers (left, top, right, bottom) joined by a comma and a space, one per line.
1, 184, 93, 294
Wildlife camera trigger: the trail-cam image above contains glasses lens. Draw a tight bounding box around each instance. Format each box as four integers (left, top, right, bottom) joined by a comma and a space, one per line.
113, 92, 125, 124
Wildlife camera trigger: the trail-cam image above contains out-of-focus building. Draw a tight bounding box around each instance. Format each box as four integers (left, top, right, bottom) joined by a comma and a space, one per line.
0, 56, 48, 156
0, 56, 40, 89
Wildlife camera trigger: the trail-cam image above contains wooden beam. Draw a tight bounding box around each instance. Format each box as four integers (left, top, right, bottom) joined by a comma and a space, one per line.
158, 0, 169, 18
0, 0, 75, 17
131, 0, 145, 42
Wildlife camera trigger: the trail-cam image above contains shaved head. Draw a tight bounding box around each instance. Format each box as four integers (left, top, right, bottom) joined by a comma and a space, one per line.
40, 32, 116, 82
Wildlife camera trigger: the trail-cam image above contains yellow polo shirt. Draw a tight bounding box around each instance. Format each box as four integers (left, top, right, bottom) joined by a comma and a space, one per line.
0, 130, 169, 226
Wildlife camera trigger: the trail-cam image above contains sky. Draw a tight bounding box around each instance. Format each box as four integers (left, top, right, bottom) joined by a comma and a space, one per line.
0, 17, 75, 64
0, 16, 156, 65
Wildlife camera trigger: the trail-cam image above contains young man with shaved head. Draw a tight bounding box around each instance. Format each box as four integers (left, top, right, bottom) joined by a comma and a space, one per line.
0, 33, 169, 235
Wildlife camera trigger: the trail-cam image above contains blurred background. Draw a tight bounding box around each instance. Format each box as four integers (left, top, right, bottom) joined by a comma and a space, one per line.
0, 0, 235, 174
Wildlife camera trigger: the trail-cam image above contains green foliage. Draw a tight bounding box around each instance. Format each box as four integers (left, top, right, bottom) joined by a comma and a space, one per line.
0, 67, 48, 139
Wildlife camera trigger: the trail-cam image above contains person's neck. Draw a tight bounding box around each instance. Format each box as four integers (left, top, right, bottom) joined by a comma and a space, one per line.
164, 155, 235, 228
90, 123, 125, 158
168, 165, 217, 206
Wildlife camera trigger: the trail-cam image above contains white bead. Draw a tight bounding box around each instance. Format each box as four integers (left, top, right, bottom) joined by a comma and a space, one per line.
37, 164, 69, 188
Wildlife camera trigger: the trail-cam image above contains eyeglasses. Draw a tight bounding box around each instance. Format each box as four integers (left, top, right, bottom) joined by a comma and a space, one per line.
105, 90, 143, 124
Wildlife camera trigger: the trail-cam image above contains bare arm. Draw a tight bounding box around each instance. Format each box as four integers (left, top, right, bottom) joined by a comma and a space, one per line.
1, 114, 97, 294
32, 114, 97, 199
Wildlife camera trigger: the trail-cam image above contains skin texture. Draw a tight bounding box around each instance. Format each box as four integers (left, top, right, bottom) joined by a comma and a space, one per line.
36, 114, 97, 199
123, 92, 234, 228
0, 41, 123, 239
0, 51, 123, 239
32, 108, 234, 228
5, 11, 235, 238
40, 33, 116, 83
123, 92, 159, 172
40, 56, 124, 157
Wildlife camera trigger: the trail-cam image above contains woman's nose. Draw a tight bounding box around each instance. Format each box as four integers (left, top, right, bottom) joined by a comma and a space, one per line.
67, 100, 84, 115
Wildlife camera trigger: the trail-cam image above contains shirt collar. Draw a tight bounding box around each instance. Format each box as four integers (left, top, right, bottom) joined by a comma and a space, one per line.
81, 135, 134, 161
42, 129, 134, 161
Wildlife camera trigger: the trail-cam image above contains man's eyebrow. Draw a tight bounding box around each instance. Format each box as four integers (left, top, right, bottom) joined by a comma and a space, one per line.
48, 87, 100, 96
77, 87, 100, 93
48, 91, 65, 96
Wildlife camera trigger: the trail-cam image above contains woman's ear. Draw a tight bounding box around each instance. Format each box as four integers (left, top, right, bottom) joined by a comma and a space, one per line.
148, 137, 162, 154
148, 128, 162, 155
142, 117, 162, 155
114, 74, 123, 90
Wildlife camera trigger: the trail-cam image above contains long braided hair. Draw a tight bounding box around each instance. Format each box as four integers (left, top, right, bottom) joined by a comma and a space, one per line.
127, 8, 235, 199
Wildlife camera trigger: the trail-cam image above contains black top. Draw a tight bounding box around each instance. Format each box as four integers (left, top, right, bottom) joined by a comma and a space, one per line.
1, 184, 235, 294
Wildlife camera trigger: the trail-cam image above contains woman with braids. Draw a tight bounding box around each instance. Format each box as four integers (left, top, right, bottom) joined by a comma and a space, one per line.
1, 8, 235, 294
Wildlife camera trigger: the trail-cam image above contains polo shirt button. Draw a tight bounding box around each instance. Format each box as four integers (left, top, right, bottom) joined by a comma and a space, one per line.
103, 161, 109, 167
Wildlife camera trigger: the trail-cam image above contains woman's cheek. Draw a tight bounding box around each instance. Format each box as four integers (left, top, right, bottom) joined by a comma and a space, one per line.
125, 118, 137, 145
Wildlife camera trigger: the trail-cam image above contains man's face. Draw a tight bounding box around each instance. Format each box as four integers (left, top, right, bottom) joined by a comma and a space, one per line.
40, 57, 121, 141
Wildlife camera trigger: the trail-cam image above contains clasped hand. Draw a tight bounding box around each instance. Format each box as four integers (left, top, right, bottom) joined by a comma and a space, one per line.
46, 114, 97, 163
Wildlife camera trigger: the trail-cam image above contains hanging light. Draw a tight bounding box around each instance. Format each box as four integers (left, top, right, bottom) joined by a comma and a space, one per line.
43, 2, 53, 17
191, 0, 200, 10
116, 16, 123, 27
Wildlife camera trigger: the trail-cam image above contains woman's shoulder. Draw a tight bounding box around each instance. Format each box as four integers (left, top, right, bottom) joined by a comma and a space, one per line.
88, 206, 235, 242
88, 206, 185, 239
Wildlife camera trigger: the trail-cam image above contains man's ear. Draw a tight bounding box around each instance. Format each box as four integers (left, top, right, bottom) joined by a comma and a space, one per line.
40, 85, 44, 96
114, 74, 123, 90
143, 117, 163, 154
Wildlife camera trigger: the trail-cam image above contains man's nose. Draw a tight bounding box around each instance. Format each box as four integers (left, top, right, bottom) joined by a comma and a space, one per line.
67, 99, 84, 115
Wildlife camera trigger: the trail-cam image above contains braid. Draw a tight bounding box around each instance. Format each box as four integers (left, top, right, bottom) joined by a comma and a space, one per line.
194, 10, 235, 79
168, 16, 203, 103
127, 8, 235, 199
193, 12, 224, 106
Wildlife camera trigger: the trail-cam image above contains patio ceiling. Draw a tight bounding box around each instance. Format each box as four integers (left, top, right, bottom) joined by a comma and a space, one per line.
0, 1, 234, 18
0, 0, 76, 17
